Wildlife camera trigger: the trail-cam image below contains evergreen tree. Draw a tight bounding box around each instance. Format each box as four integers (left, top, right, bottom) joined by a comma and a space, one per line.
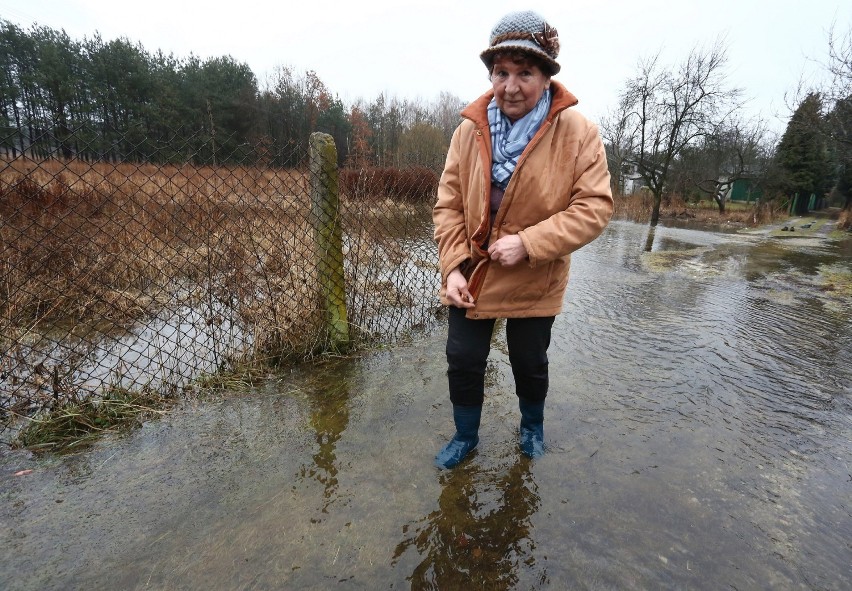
826, 96, 852, 209
775, 93, 834, 211
0, 17, 470, 170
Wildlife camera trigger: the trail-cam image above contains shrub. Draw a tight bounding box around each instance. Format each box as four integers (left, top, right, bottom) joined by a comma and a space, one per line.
340, 166, 439, 203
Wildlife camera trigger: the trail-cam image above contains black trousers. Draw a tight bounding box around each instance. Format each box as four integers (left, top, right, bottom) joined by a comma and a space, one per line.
446, 306, 555, 407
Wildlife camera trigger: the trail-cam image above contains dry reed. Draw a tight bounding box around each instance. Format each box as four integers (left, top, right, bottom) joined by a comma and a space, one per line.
1, 156, 313, 337
838, 208, 851, 230
613, 192, 788, 226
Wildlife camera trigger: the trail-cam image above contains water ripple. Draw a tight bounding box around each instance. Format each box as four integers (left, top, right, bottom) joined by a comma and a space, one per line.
562, 221, 850, 472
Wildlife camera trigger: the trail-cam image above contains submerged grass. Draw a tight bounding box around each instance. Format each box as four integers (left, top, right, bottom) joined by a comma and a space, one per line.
12, 387, 176, 453
190, 358, 279, 393
817, 263, 852, 298
9, 365, 253, 452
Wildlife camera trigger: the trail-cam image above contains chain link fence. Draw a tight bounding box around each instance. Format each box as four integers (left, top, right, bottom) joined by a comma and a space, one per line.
1, 128, 442, 437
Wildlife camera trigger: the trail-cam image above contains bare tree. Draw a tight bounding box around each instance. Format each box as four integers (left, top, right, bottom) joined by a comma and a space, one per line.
600, 93, 634, 196
429, 91, 467, 145
824, 21, 851, 106
684, 119, 771, 213
603, 40, 743, 225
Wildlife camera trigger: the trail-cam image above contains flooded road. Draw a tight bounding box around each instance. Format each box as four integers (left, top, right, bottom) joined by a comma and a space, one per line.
2, 220, 850, 590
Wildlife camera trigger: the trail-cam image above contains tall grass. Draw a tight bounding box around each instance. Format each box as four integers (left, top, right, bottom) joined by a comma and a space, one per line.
0, 157, 323, 438
1, 157, 311, 331
838, 208, 851, 230
613, 192, 788, 225
340, 166, 439, 203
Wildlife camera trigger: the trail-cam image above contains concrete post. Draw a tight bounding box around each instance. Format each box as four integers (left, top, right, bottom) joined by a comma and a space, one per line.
309, 132, 350, 350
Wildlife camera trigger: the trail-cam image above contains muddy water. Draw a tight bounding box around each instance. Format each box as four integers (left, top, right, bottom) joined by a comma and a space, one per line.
2, 220, 850, 590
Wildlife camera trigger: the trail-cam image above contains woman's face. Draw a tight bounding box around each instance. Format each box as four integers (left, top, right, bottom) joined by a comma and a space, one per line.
490, 55, 551, 122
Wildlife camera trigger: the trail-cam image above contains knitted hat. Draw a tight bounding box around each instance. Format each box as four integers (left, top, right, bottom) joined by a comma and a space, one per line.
480, 11, 560, 75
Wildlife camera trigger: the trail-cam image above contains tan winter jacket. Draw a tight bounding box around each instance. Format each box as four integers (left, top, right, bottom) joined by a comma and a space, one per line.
433, 81, 613, 319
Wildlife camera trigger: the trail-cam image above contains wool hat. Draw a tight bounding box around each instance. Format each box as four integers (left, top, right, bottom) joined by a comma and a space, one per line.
480, 10, 561, 75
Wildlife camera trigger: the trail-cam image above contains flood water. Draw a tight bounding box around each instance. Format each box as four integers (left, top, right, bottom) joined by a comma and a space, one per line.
2, 220, 850, 590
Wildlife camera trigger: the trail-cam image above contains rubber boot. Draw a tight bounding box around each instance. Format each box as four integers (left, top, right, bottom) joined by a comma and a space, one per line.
434, 404, 481, 469
519, 399, 545, 458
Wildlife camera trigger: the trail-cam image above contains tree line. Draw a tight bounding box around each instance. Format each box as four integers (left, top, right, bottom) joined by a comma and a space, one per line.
2, 18, 850, 215
602, 27, 852, 224
0, 19, 466, 169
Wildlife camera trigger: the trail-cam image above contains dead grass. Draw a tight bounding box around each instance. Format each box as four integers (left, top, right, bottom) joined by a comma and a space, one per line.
1, 156, 312, 337
838, 208, 851, 231
340, 166, 439, 203
613, 193, 789, 227
1, 157, 434, 356
1, 156, 325, 440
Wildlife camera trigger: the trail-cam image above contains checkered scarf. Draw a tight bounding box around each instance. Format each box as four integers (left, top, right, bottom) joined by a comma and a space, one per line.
488, 88, 551, 189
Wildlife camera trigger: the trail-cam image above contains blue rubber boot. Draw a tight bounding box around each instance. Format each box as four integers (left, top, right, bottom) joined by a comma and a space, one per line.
519, 399, 545, 458
435, 404, 481, 469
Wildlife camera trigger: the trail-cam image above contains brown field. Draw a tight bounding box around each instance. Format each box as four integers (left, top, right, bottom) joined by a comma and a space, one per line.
613, 192, 789, 226
1, 156, 442, 442
1, 156, 438, 364
1, 156, 321, 355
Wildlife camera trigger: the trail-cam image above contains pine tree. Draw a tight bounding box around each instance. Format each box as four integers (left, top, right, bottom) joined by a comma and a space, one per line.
775, 93, 834, 211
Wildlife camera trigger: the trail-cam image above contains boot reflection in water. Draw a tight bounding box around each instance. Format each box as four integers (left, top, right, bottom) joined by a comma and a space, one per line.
393, 454, 540, 586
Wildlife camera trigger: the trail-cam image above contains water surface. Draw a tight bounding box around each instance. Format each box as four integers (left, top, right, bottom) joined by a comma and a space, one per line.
2, 220, 850, 590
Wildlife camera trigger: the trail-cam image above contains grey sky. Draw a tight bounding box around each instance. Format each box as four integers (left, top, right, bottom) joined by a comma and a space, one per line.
3, 0, 850, 135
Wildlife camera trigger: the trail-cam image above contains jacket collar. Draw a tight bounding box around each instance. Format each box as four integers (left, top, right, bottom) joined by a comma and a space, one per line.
460, 80, 579, 129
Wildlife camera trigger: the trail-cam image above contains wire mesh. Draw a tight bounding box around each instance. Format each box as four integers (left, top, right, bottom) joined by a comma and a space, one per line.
0, 129, 442, 434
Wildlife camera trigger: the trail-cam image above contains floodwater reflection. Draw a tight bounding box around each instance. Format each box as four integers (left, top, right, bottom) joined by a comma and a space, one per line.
643, 224, 655, 252
300, 370, 354, 516
393, 457, 540, 589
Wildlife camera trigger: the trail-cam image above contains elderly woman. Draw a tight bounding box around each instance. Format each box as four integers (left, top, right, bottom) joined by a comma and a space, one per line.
433, 10, 613, 469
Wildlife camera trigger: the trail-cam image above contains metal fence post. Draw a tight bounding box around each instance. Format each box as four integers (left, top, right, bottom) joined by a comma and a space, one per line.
309, 132, 350, 350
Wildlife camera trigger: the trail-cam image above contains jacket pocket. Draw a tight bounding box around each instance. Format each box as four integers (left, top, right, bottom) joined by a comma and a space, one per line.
492, 261, 553, 306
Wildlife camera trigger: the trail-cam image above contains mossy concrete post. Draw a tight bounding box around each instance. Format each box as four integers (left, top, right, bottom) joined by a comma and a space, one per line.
309, 132, 350, 350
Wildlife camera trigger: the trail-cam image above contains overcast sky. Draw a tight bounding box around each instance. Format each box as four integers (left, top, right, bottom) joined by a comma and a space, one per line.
3, 1, 850, 136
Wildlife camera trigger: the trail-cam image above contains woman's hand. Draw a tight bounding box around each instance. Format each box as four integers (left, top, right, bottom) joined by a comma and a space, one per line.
488, 235, 528, 266
446, 267, 475, 308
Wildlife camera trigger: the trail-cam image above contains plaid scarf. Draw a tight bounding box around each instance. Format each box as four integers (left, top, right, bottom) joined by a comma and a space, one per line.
488, 88, 552, 189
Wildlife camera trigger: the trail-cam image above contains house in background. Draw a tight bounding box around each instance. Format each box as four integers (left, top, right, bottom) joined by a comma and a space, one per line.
617, 162, 647, 195
726, 177, 762, 203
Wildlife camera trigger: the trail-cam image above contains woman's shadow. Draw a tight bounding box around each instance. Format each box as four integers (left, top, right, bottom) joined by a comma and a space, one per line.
392, 454, 545, 589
